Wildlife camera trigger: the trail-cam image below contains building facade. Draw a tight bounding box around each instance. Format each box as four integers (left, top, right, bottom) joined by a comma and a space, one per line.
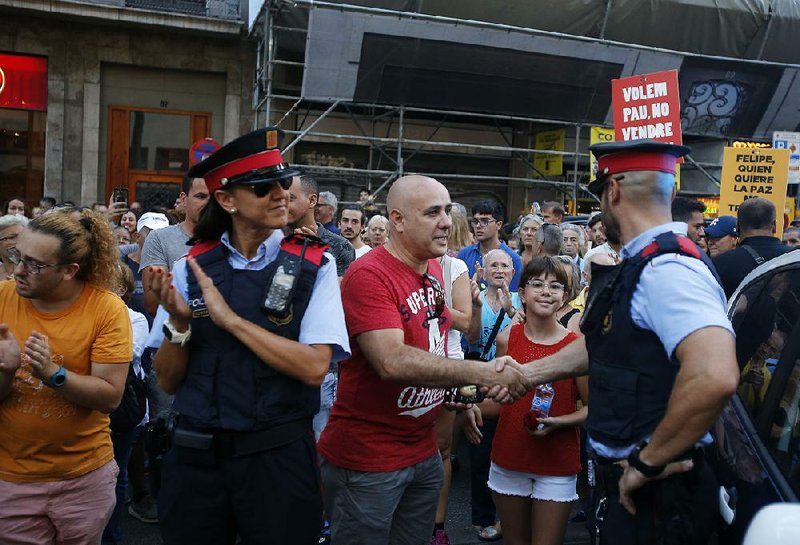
0, 0, 253, 211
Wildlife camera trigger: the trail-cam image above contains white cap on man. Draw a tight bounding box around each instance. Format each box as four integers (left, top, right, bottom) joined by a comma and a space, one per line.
136, 212, 169, 233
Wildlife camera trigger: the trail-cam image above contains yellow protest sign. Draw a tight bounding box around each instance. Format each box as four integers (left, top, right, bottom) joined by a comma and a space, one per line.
589, 127, 615, 182
785, 197, 796, 225
719, 147, 790, 237
533, 128, 565, 176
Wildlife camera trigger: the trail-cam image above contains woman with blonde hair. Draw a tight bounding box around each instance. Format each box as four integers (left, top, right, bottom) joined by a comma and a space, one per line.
366, 214, 389, 247
448, 205, 474, 255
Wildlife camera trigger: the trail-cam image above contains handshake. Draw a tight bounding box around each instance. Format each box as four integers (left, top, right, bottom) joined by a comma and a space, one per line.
474, 356, 532, 404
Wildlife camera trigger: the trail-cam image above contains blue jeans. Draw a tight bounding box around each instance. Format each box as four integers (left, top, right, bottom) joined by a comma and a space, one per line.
313, 370, 338, 441
102, 425, 142, 544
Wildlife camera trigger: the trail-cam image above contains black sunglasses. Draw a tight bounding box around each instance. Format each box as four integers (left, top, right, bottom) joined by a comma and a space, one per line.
421, 272, 446, 321
236, 177, 293, 198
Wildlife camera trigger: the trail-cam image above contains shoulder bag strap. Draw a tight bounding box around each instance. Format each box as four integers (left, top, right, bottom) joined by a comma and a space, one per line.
741, 244, 765, 266
480, 308, 507, 361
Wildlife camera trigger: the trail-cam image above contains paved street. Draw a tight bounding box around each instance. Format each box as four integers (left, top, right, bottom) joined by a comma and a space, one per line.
122, 442, 592, 545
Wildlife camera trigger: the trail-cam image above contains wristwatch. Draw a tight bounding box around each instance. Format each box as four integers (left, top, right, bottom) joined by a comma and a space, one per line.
163, 318, 192, 347
46, 365, 67, 388
627, 440, 666, 478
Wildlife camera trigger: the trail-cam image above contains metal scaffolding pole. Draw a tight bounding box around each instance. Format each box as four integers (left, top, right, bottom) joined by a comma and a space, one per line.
283, 100, 342, 153
249, 0, 729, 204
573, 125, 581, 210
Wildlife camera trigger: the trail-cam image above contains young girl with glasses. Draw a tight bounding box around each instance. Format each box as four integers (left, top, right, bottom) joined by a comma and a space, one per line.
464, 256, 588, 545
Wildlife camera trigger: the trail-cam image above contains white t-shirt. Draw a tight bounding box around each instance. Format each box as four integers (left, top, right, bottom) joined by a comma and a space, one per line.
354, 245, 372, 259
441, 255, 469, 359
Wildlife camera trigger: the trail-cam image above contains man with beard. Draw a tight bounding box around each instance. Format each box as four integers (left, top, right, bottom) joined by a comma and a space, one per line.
0, 211, 132, 543
338, 205, 371, 259
671, 196, 706, 244
505, 140, 738, 545
286, 174, 354, 279
318, 176, 528, 545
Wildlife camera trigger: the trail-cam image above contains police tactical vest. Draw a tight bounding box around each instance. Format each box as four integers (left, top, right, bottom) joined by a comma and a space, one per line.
581, 231, 720, 448
174, 234, 329, 431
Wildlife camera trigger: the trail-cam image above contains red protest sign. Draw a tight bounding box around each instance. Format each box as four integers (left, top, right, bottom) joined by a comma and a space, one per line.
611, 70, 682, 146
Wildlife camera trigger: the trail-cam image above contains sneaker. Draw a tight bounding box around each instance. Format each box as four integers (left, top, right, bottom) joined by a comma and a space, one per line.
429, 529, 450, 545
128, 496, 158, 524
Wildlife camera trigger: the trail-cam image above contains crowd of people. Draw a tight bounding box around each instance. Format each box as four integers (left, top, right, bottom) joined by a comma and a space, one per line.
0, 129, 798, 545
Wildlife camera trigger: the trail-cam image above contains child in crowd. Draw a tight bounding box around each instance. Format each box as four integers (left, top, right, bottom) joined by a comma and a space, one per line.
465, 256, 588, 545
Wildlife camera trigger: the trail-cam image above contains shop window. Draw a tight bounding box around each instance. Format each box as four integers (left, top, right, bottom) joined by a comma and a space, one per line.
106, 106, 210, 209
0, 109, 45, 212
129, 111, 191, 172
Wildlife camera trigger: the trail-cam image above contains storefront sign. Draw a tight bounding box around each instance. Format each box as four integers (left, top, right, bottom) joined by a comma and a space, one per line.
772, 131, 800, 185
533, 128, 565, 176
611, 70, 682, 147
719, 147, 790, 237
0, 54, 47, 111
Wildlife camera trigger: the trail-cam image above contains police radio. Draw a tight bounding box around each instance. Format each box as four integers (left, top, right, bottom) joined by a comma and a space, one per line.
263, 238, 308, 318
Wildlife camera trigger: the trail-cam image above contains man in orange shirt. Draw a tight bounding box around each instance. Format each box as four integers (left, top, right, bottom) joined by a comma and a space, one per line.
0, 210, 132, 544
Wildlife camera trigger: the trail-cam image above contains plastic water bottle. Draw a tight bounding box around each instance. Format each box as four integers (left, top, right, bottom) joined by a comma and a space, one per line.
528, 383, 554, 431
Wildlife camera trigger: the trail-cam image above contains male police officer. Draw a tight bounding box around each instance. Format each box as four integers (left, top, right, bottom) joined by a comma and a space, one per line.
502, 140, 739, 544
150, 128, 350, 545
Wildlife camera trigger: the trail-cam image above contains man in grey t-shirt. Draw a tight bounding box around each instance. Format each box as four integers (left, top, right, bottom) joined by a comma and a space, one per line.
140, 177, 209, 316
139, 176, 208, 420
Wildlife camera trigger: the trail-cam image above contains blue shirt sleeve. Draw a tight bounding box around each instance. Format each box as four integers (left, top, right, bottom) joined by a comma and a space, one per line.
631, 254, 734, 359
457, 246, 477, 279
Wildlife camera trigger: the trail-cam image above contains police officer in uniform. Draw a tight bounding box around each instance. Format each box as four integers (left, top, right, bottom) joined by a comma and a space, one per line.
504, 140, 739, 544
149, 127, 350, 545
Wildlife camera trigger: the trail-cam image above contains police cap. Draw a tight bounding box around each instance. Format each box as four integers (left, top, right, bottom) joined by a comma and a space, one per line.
187, 127, 298, 194
588, 139, 691, 196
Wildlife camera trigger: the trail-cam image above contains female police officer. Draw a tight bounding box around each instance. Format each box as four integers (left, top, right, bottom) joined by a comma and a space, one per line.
149, 127, 350, 545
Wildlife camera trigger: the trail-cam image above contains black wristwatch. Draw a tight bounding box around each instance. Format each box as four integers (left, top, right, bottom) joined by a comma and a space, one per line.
627, 440, 666, 478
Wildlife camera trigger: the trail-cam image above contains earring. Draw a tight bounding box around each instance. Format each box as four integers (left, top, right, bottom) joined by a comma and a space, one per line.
229, 208, 237, 214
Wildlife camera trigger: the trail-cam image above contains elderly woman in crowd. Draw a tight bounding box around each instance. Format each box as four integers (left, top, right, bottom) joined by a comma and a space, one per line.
0, 215, 29, 281
366, 214, 389, 247
516, 214, 543, 268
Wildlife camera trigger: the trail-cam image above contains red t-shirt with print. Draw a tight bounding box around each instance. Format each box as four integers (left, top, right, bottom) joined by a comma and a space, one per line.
491, 324, 581, 476
318, 246, 450, 472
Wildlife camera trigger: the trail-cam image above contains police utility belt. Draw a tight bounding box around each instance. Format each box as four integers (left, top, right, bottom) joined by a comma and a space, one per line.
173, 417, 311, 462
593, 444, 705, 493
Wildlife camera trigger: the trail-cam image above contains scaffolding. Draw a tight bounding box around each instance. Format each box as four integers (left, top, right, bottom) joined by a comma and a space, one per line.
249, 0, 747, 210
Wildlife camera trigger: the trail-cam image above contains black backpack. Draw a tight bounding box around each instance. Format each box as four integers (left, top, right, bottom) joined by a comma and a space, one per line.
110, 363, 147, 433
